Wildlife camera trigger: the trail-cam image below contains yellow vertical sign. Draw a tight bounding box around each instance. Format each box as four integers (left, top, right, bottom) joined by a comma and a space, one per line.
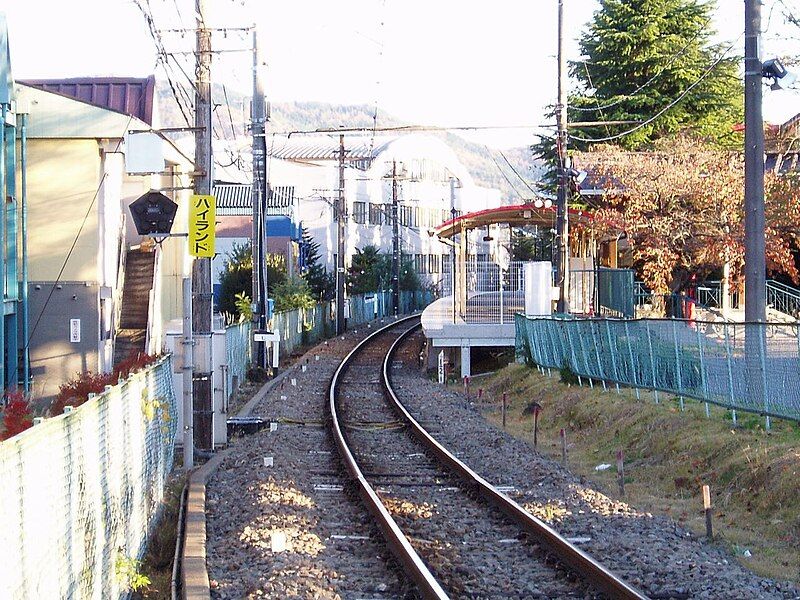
189, 195, 215, 257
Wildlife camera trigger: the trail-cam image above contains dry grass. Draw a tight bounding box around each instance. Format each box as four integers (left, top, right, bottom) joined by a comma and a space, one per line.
476, 364, 800, 583
134, 475, 187, 599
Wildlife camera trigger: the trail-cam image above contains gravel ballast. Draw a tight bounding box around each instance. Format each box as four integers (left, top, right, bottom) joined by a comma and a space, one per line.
205, 322, 799, 599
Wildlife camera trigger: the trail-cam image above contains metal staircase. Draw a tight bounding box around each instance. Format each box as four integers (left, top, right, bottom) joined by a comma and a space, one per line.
114, 248, 156, 366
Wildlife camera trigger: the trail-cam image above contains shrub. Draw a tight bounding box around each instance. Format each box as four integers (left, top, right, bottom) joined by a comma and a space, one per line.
51, 352, 159, 415
51, 371, 113, 415
113, 352, 158, 381
272, 277, 315, 312
1, 391, 33, 441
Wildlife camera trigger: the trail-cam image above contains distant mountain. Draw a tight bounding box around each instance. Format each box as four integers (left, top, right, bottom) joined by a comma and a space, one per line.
155, 80, 544, 201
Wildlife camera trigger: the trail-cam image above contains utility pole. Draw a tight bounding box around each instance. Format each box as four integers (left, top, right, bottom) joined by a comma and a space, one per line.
392, 160, 400, 315
336, 134, 346, 334
554, 0, 570, 314
192, 0, 214, 452
744, 0, 768, 427
744, 0, 766, 323
251, 25, 267, 368
450, 177, 457, 324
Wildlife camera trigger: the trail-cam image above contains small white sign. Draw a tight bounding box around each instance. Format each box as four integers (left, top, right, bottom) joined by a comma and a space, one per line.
438, 350, 446, 384
254, 330, 279, 342
70, 319, 81, 343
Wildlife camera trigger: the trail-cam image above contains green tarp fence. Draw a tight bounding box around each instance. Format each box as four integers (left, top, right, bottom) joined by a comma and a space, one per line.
516, 314, 800, 421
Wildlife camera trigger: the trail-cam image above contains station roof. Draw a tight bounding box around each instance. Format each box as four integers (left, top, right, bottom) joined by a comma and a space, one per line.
433, 203, 592, 239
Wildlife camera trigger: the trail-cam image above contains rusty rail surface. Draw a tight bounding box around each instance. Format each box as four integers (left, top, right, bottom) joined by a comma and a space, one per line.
382, 323, 649, 600
328, 315, 448, 600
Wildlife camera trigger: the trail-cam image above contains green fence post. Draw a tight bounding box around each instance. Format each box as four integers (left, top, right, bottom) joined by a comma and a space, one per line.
723, 322, 737, 425
696, 322, 710, 417
624, 320, 640, 400
590, 321, 607, 391
604, 319, 621, 394
759, 325, 770, 431
644, 320, 659, 403
671, 319, 684, 411
542, 319, 555, 377
577, 322, 595, 388
564, 322, 583, 386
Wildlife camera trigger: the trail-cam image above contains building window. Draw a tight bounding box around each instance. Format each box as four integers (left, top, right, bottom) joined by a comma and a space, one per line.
399, 205, 410, 227
384, 204, 395, 225
369, 203, 384, 225
352, 201, 366, 224
414, 254, 427, 274
429, 254, 440, 273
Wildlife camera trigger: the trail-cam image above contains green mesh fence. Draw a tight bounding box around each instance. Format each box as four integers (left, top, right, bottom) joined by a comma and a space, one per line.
516, 314, 800, 421
0, 357, 177, 599
269, 290, 435, 357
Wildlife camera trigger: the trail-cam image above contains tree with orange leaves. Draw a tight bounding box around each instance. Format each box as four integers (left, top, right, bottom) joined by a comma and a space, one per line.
575, 136, 800, 296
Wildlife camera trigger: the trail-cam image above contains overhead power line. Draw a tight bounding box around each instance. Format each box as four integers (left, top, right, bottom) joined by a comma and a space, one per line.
568, 35, 742, 144
259, 121, 641, 137
498, 149, 541, 196
571, 15, 714, 113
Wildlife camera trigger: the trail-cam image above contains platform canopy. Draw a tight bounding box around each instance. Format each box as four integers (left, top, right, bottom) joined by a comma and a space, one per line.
433, 203, 592, 239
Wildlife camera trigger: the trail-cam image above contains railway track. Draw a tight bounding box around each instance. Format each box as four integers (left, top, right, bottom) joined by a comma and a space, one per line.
329, 316, 648, 599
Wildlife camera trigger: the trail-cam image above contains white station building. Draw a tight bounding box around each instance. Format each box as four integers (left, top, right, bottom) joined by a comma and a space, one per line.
266, 133, 501, 286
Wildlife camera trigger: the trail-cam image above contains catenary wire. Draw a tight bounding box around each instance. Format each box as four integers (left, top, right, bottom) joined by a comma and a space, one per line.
568, 35, 741, 144
571, 15, 714, 113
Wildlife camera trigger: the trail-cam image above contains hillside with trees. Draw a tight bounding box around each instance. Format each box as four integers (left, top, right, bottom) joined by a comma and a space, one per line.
155, 82, 543, 202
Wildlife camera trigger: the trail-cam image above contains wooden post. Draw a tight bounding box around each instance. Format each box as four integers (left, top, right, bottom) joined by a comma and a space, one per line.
616, 449, 625, 496
478, 388, 483, 401
501, 392, 507, 429
703, 484, 713, 539
463, 375, 470, 397
560, 428, 567, 464
532, 402, 542, 448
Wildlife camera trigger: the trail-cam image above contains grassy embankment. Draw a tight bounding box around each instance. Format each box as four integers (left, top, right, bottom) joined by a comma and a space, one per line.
476, 363, 800, 583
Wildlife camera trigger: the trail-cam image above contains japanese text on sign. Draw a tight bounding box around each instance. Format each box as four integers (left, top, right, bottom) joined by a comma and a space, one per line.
189, 195, 216, 257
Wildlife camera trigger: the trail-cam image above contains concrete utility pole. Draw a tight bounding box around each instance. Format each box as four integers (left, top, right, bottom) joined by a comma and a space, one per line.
555, 0, 570, 314
392, 160, 400, 315
744, 0, 768, 427
450, 177, 457, 324
336, 134, 346, 334
182, 278, 193, 470
192, 0, 214, 451
251, 25, 268, 368
744, 0, 766, 323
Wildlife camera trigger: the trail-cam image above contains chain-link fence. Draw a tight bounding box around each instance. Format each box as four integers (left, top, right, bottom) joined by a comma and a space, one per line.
269, 291, 435, 358
0, 357, 177, 599
225, 322, 251, 393
516, 314, 800, 421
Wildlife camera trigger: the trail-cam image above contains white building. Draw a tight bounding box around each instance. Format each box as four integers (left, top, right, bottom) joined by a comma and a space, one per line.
267, 133, 501, 285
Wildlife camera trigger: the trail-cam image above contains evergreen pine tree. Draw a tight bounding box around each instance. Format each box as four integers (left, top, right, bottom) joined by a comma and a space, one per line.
299, 226, 334, 300
568, 0, 742, 150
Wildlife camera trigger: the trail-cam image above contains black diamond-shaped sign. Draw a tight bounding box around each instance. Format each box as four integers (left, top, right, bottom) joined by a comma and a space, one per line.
129, 191, 178, 235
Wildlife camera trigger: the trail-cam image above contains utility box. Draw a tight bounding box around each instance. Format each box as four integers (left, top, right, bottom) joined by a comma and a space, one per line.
165, 320, 231, 448
524, 261, 555, 316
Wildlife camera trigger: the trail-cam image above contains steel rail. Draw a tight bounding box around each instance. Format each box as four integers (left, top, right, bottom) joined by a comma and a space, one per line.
328, 315, 449, 600
383, 323, 650, 600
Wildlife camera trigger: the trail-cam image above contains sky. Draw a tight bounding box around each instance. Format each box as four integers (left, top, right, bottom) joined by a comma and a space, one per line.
3, 0, 800, 148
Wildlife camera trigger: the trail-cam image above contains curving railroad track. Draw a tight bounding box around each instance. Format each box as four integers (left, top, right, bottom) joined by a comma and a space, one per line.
328, 316, 648, 599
